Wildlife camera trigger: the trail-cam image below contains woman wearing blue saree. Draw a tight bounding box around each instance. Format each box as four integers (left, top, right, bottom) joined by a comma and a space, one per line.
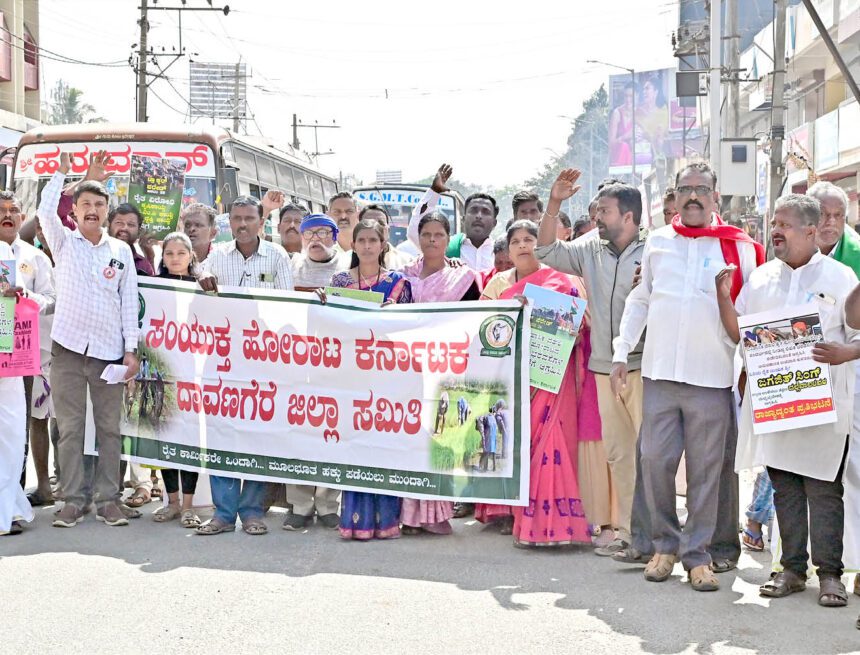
328, 219, 413, 539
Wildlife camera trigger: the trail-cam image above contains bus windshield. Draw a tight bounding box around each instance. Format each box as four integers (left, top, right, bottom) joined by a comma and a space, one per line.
12, 141, 217, 218
352, 186, 457, 247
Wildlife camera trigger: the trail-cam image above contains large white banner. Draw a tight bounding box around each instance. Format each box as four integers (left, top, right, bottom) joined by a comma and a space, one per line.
88, 279, 531, 504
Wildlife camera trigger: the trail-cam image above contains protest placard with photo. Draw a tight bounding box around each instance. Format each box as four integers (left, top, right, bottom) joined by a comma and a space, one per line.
128, 155, 186, 239
738, 303, 836, 434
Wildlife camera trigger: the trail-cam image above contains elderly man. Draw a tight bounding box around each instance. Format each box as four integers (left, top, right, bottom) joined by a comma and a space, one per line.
719, 194, 859, 608
611, 161, 764, 590
196, 196, 294, 536
290, 214, 347, 290
808, 182, 860, 278
180, 202, 218, 264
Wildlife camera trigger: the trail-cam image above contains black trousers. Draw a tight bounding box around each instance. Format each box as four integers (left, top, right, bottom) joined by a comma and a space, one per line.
767, 438, 848, 580
161, 468, 199, 495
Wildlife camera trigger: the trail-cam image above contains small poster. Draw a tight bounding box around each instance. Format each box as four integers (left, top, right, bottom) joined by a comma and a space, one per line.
129, 155, 186, 239
523, 283, 587, 393
0, 296, 13, 353
0, 296, 40, 369
324, 286, 384, 304
739, 303, 837, 434
0, 259, 15, 292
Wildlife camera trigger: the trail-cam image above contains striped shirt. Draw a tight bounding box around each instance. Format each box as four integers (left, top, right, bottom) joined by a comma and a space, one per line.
202, 238, 294, 290
37, 172, 140, 360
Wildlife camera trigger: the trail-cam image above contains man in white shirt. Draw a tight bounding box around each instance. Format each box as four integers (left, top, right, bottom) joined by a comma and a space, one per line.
0, 190, 56, 509
196, 196, 294, 536
38, 154, 140, 529
719, 194, 859, 608
328, 192, 359, 253
611, 161, 762, 591
406, 164, 496, 272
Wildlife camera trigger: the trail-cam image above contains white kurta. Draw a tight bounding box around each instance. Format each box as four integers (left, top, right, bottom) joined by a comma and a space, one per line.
0, 371, 34, 533
734, 253, 859, 481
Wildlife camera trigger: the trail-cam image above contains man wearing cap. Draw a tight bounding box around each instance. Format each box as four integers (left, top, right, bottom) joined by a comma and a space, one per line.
291, 214, 350, 292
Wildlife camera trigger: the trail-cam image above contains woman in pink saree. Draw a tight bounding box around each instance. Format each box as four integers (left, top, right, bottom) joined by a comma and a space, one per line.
476, 220, 592, 547
399, 210, 480, 535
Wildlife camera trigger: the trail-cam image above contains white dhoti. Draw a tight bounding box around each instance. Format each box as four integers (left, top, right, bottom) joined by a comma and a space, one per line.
841, 391, 860, 572
0, 376, 34, 533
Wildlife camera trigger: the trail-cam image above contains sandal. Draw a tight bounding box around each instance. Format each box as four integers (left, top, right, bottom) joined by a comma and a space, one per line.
644, 553, 678, 582
125, 489, 151, 508
401, 526, 422, 536
499, 516, 514, 536
196, 517, 236, 535
742, 527, 765, 552
689, 565, 720, 591
180, 510, 201, 528
153, 505, 181, 523
760, 570, 806, 598
818, 576, 848, 607
26, 490, 54, 506
710, 558, 737, 573
151, 486, 163, 500
241, 518, 268, 535
119, 504, 142, 519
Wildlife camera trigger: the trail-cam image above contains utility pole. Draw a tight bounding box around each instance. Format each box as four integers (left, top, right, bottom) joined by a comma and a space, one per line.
136, 0, 149, 122
726, 0, 742, 219
708, 0, 723, 181
292, 113, 300, 150
232, 60, 241, 133
767, 0, 788, 237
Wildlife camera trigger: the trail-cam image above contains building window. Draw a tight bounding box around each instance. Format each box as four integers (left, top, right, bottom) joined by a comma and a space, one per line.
23, 27, 38, 90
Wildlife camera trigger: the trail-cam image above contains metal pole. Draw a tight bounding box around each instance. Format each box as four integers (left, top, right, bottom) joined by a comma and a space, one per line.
800, 0, 860, 106
292, 113, 300, 150
630, 69, 637, 185
727, 0, 742, 219
709, 0, 723, 179
232, 61, 240, 132
136, 0, 149, 122
767, 0, 788, 241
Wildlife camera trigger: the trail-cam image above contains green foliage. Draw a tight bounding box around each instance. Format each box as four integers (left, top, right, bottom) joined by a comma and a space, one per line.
46, 80, 105, 125
429, 387, 505, 470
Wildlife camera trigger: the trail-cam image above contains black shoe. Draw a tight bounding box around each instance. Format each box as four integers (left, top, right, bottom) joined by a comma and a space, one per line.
282, 513, 310, 531
453, 503, 474, 519
316, 513, 340, 529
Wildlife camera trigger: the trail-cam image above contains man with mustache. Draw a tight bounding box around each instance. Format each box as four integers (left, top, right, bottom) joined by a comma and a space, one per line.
277, 203, 306, 257
180, 203, 218, 264
327, 192, 359, 253
611, 162, 764, 591
536, 170, 646, 557
289, 213, 348, 291
808, 182, 860, 278
107, 204, 154, 276
39, 152, 140, 529
718, 194, 859, 610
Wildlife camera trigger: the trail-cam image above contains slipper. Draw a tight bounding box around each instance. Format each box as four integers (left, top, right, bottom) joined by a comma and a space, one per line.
742, 527, 764, 552
710, 558, 737, 573
125, 489, 151, 508
196, 518, 236, 535
180, 510, 201, 528
760, 570, 806, 598
153, 505, 181, 523
241, 518, 268, 535
27, 490, 54, 506
818, 576, 848, 607
119, 504, 142, 519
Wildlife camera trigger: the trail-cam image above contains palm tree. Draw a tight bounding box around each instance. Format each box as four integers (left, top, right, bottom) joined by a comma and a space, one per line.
45, 80, 105, 125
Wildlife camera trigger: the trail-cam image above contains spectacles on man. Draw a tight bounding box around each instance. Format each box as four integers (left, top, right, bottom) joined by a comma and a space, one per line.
677, 185, 713, 196
302, 228, 333, 240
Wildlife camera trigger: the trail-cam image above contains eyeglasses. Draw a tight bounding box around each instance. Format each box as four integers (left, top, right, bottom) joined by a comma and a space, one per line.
677, 185, 713, 196
302, 228, 333, 240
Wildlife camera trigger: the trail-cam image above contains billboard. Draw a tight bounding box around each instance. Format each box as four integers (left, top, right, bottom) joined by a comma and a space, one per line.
607, 67, 699, 176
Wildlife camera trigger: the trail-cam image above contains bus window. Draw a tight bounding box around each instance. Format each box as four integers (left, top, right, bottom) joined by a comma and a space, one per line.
183, 177, 216, 208
248, 182, 262, 199
294, 168, 311, 198
309, 174, 324, 204
322, 178, 337, 201
234, 147, 257, 180
275, 162, 296, 195
256, 156, 277, 189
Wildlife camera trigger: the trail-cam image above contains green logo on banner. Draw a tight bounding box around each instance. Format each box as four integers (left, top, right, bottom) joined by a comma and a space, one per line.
138, 292, 146, 328
479, 314, 515, 357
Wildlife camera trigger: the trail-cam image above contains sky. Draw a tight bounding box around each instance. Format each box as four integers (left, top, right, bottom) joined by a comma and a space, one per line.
37, 0, 679, 188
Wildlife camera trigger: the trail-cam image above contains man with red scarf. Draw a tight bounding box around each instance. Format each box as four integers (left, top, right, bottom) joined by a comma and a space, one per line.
610, 161, 765, 592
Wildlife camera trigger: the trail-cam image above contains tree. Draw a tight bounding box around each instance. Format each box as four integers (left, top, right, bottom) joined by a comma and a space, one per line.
45, 80, 105, 125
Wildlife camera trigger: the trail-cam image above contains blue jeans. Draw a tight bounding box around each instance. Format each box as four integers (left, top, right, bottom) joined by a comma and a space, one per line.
209, 475, 268, 524
745, 470, 774, 525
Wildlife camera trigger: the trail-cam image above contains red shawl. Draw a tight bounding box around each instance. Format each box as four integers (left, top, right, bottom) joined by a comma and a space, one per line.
671, 213, 765, 301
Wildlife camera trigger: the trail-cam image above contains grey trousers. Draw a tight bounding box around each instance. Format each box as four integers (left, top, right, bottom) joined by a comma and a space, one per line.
286, 484, 340, 517
52, 343, 124, 509
639, 378, 733, 569
630, 398, 741, 563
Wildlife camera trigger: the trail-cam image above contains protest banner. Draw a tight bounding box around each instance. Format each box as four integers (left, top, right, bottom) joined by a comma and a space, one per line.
0, 297, 41, 376
128, 155, 186, 239
738, 303, 837, 434
522, 283, 586, 393
88, 279, 531, 504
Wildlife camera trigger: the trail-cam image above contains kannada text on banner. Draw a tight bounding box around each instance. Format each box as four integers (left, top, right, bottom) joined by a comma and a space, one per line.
739, 303, 837, 434
128, 155, 186, 239
89, 279, 531, 505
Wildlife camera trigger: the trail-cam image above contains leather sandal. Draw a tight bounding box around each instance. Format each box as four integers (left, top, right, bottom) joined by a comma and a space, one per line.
644, 553, 677, 582
759, 570, 806, 598
195, 517, 236, 535
818, 576, 848, 607
241, 518, 268, 535
689, 565, 720, 591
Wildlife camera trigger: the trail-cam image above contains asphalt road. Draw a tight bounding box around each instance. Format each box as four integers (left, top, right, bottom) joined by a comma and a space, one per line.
2, 498, 860, 655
